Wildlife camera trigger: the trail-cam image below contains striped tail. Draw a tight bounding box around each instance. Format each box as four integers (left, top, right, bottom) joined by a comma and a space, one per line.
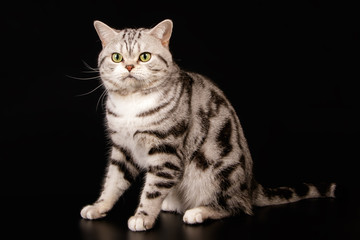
252, 182, 336, 207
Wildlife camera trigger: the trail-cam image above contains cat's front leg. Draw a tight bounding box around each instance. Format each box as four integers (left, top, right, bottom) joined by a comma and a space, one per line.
81, 145, 139, 220
128, 151, 182, 231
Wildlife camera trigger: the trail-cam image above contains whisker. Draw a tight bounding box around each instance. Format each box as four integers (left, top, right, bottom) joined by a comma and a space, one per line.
76, 83, 104, 97
82, 60, 99, 72
67, 75, 100, 81
82, 70, 100, 73
96, 89, 108, 111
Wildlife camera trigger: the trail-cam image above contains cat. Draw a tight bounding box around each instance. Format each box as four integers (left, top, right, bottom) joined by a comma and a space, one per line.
80, 19, 336, 231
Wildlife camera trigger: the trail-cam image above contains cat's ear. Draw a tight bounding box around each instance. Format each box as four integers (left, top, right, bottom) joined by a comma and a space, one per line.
148, 19, 173, 48
93, 20, 118, 47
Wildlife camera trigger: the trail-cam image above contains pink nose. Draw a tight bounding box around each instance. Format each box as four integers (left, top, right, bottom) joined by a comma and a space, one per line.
125, 65, 135, 72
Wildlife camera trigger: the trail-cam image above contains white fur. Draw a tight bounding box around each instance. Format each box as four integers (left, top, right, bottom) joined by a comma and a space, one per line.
183, 208, 204, 224
180, 163, 218, 209
128, 215, 156, 231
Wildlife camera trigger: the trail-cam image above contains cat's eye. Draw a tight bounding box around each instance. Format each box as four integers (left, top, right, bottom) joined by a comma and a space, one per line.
139, 52, 151, 62
111, 53, 123, 63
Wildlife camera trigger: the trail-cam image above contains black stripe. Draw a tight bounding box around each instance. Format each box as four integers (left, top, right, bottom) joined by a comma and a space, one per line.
110, 159, 136, 183
155, 181, 176, 189
192, 151, 209, 170
157, 79, 187, 118
189, 108, 210, 161
147, 162, 181, 175
112, 143, 139, 169
183, 72, 193, 116
153, 171, 174, 179
122, 29, 128, 39
217, 163, 240, 191
163, 162, 181, 171
124, 39, 129, 52
107, 128, 117, 134
216, 119, 233, 157
148, 144, 179, 158
136, 80, 183, 118
135, 120, 188, 139
239, 154, 245, 169
263, 187, 293, 200
103, 77, 120, 88
148, 165, 163, 173
209, 90, 228, 117
99, 56, 106, 67
137, 31, 142, 39
136, 82, 179, 117
138, 211, 148, 216
230, 109, 244, 150
214, 161, 223, 169
217, 193, 231, 208
106, 107, 119, 117
156, 54, 169, 67
131, 39, 137, 54
127, 30, 136, 55
148, 165, 175, 179
146, 191, 161, 199
136, 99, 173, 117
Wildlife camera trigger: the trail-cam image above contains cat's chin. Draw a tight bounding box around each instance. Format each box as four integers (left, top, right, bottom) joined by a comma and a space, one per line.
125, 73, 141, 80
122, 76, 144, 87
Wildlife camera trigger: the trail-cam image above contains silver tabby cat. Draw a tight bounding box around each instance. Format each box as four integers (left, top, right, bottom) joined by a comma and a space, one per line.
80, 19, 336, 231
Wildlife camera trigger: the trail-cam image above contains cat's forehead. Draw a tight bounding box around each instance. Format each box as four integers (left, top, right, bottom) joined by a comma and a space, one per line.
107, 27, 159, 54
118, 28, 144, 39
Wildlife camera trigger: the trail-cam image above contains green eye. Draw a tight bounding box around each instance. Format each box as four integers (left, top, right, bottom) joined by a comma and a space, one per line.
111, 53, 123, 63
139, 52, 151, 62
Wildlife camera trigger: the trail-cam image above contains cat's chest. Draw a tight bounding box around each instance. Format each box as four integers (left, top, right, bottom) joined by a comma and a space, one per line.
107, 93, 157, 118
106, 93, 161, 166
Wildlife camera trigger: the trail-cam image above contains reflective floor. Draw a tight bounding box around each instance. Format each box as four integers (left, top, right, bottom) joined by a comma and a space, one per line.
3, 184, 359, 240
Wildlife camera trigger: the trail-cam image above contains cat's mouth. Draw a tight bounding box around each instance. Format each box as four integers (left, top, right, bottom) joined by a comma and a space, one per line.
124, 74, 141, 81
121, 74, 147, 90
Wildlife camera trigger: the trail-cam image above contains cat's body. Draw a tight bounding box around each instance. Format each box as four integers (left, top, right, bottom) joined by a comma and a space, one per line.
80, 19, 336, 231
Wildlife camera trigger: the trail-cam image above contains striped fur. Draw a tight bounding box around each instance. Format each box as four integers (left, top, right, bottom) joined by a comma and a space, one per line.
80, 19, 336, 231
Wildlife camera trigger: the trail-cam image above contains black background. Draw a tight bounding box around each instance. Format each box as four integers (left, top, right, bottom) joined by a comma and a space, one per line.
2, 0, 360, 239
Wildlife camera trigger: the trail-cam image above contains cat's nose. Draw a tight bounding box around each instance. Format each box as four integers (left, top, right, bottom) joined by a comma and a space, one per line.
125, 65, 135, 72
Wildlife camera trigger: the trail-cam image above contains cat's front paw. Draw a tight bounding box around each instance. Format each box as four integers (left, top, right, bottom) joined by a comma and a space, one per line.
80, 205, 107, 220
128, 215, 156, 231
183, 208, 204, 224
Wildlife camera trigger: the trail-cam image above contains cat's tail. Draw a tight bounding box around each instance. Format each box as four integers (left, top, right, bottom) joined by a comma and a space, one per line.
252, 181, 336, 207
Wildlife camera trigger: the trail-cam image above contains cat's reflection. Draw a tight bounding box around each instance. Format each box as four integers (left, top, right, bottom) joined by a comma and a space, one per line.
80, 219, 126, 240
79, 212, 236, 240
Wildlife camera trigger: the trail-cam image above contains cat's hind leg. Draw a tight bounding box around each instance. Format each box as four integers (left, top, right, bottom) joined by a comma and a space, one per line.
183, 206, 231, 224
161, 188, 184, 213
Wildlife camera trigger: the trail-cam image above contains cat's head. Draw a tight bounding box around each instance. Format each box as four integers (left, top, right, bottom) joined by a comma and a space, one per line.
94, 19, 176, 95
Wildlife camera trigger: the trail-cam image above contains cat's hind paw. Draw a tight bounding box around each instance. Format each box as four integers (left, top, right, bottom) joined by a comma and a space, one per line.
80, 205, 107, 220
161, 198, 182, 213
128, 215, 156, 231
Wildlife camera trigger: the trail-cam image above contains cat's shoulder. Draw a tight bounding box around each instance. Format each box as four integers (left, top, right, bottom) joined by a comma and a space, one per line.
181, 71, 216, 88
182, 71, 224, 95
